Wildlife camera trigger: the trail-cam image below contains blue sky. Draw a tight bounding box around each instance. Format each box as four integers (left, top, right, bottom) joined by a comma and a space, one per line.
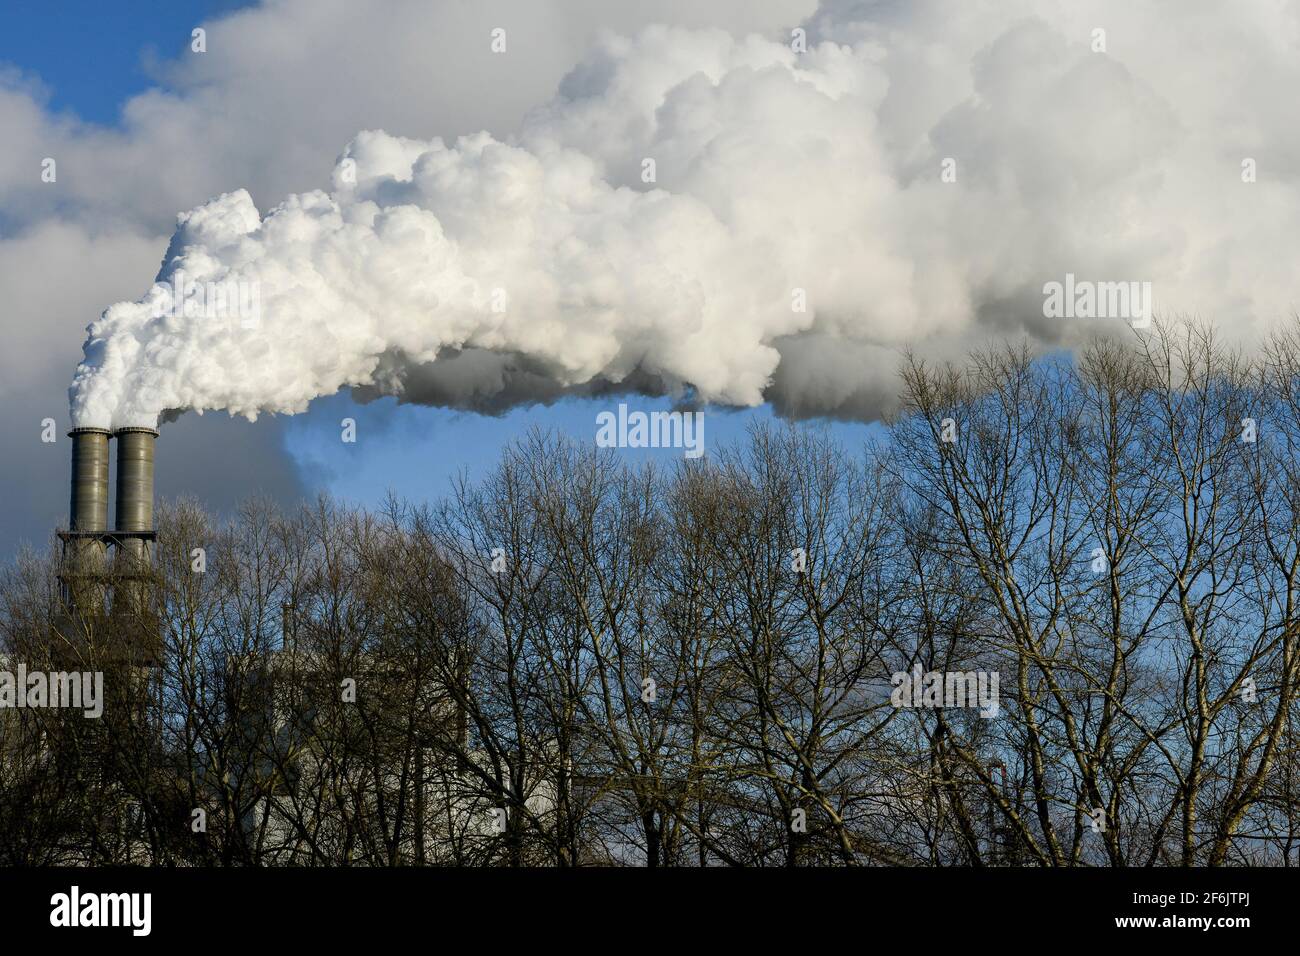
283, 393, 880, 507
0, 1, 251, 125
1, 0, 874, 515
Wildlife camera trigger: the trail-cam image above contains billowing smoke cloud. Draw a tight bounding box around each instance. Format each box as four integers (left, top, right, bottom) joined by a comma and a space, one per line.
70, 0, 1300, 429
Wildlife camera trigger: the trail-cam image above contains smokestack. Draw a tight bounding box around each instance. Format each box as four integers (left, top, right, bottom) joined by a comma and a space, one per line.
69, 427, 111, 533
113, 427, 157, 540
112, 428, 157, 643
65, 427, 112, 613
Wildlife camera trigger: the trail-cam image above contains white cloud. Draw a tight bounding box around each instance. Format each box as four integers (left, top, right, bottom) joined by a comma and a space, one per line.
0, 0, 815, 550
2, 0, 1297, 435
66, 0, 1300, 428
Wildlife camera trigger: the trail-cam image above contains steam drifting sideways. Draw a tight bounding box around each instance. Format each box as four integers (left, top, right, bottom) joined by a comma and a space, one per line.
69, 1, 1300, 430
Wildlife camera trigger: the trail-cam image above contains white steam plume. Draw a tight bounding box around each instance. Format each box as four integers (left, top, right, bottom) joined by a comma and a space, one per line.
70, 0, 1300, 429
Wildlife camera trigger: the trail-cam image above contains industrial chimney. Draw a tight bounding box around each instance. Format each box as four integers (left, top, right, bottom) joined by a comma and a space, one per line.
59, 424, 162, 674
113, 427, 157, 550
64, 426, 112, 613
112, 427, 158, 638
69, 427, 112, 532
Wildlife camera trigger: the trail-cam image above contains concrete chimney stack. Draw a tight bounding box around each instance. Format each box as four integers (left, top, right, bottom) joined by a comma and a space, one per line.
112, 427, 158, 648
69, 427, 112, 533
113, 427, 157, 545
66, 427, 112, 611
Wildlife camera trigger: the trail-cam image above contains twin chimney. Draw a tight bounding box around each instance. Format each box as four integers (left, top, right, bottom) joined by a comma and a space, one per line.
68, 426, 158, 539
64, 426, 158, 628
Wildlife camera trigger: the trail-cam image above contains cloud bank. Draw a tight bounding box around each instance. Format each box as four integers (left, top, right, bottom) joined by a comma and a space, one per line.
67, 0, 1300, 429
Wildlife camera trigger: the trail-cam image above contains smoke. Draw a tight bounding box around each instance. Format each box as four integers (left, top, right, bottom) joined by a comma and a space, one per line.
69, 0, 1300, 429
